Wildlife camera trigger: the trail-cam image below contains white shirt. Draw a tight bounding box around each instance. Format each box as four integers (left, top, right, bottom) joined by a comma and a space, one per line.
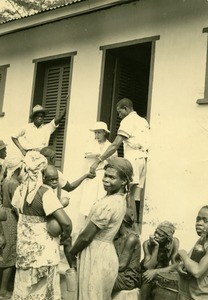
12, 120, 58, 151
118, 111, 150, 160
57, 170, 67, 188
42, 187, 63, 216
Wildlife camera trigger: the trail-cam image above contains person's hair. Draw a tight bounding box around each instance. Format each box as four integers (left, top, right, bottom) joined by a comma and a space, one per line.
40, 147, 55, 164
201, 205, 208, 210
116, 98, 133, 109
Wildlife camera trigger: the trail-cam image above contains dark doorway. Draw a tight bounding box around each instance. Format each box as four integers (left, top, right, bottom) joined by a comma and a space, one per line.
99, 39, 157, 232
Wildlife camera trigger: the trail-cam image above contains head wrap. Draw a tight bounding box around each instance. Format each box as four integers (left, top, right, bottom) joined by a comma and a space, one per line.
156, 221, 175, 240
5, 154, 23, 180
104, 157, 133, 189
12, 151, 48, 213
123, 208, 134, 227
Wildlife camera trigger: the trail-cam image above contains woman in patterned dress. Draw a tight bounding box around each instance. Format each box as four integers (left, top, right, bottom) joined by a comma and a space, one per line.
11, 151, 72, 300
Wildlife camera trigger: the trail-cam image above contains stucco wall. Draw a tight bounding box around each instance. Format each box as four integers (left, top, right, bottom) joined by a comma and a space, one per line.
1, 0, 208, 250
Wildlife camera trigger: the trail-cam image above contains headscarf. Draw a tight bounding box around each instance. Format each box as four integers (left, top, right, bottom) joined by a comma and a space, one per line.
104, 157, 133, 190
12, 151, 48, 213
123, 208, 134, 227
4, 154, 23, 180
156, 221, 175, 241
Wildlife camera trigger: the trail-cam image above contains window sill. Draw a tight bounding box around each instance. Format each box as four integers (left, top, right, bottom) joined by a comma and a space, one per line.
0, 112, 5, 117
196, 98, 208, 105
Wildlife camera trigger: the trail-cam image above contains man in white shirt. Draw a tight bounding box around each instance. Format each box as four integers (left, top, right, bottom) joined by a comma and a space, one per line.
90, 98, 150, 223
11, 104, 66, 156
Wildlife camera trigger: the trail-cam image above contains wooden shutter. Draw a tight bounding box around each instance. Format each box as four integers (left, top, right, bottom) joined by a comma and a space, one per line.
0, 67, 7, 113
110, 57, 149, 156
42, 61, 71, 170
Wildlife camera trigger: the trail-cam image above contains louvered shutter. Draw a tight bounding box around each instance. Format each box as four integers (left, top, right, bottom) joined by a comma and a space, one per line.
42, 62, 70, 170
0, 68, 6, 113
110, 58, 149, 156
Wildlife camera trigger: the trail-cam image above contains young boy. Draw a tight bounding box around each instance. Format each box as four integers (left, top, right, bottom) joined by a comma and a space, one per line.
176, 205, 208, 300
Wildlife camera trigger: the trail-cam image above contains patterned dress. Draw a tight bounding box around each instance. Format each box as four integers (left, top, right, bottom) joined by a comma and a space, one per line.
11, 186, 63, 300
78, 193, 126, 300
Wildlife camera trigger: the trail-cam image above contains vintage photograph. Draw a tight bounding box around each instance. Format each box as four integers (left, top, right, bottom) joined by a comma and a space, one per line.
0, 0, 208, 299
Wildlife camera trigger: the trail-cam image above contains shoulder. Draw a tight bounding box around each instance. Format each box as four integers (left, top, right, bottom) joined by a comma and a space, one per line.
126, 232, 140, 246
173, 237, 179, 247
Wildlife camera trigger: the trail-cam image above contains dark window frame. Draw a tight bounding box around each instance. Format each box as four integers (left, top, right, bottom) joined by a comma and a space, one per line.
197, 28, 208, 104
0, 64, 10, 117
31, 52, 76, 172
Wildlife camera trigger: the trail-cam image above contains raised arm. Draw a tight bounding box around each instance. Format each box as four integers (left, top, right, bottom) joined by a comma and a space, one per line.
90, 135, 125, 173
143, 239, 159, 270
54, 107, 66, 126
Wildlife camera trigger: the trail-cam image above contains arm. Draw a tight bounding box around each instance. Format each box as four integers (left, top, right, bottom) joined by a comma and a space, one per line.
118, 234, 140, 271
54, 107, 66, 126
62, 172, 96, 192
142, 238, 179, 283
143, 238, 159, 270
11, 137, 27, 156
69, 221, 100, 256
177, 248, 208, 278
90, 135, 125, 173
52, 208, 72, 240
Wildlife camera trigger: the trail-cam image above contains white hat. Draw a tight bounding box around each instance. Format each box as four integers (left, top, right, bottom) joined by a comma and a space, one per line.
30, 105, 49, 118
89, 121, 110, 133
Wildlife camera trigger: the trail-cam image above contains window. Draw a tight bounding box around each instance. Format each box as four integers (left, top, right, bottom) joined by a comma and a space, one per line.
197, 27, 208, 104
0, 64, 9, 116
32, 53, 75, 171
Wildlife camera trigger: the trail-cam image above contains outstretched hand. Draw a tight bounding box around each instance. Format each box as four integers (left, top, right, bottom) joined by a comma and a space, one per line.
90, 161, 100, 174
86, 172, 96, 179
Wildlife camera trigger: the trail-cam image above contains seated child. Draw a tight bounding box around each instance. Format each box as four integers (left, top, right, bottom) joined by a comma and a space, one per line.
176, 205, 208, 300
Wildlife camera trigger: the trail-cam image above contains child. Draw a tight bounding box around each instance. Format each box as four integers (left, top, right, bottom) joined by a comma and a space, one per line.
176, 205, 208, 300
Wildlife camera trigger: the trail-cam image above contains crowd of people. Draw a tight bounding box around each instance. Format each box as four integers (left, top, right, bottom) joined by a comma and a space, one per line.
0, 98, 207, 300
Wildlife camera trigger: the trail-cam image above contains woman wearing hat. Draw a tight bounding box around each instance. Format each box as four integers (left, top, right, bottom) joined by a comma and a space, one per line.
79, 121, 117, 216
11, 104, 66, 156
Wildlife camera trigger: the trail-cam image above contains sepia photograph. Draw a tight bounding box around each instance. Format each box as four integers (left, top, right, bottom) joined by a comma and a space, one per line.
0, 0, 208, 299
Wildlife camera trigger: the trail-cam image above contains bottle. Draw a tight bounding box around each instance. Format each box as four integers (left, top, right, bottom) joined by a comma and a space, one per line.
190, 230, 207, 263
64, 268, 78, 300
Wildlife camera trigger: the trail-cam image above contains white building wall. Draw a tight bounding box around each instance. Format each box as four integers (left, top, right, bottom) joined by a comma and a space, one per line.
0, 0, 208, 250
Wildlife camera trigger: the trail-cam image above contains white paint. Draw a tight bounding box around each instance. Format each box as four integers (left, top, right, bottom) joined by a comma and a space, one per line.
1, 0, 208, 252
